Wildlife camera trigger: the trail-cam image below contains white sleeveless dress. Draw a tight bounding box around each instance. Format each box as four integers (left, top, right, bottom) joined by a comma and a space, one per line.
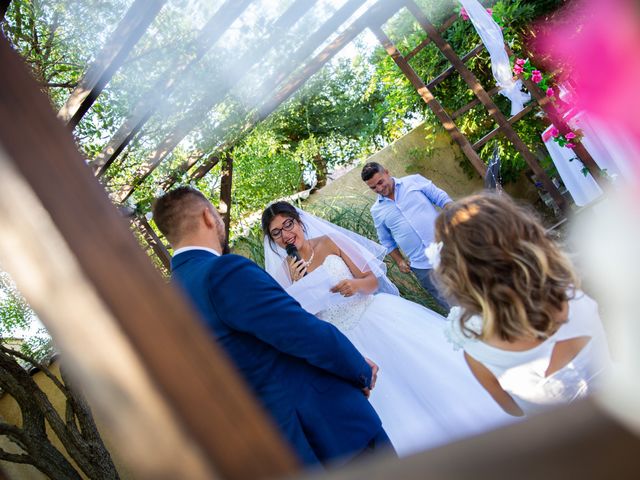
315, 255, 515, 456
446, 291, 611, 415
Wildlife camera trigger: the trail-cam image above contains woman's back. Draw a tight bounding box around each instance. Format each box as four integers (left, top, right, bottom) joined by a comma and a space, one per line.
447, 291, 611, 414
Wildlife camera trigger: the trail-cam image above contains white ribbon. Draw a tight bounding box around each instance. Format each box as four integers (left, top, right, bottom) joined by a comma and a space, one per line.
458, 0, 531, 115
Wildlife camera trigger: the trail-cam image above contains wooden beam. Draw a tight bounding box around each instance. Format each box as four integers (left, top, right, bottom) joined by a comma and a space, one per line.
254, 0, 404, 130
114, 0, 318, 204
133, 215, 172, 272
472, 102, 536, 151
405, 0, 567, 210
165, 0, 382, 190
0, 35, 299, 480
91, 0, 254, 177
371, 25, 487, 177
404, 13, 457, 61
219, 153, 233, 241
57, 0, 167, 129
310, 400, 640, 480
452, 85, 501, 120
189, 154, 221, 183
426, 43, 484, 90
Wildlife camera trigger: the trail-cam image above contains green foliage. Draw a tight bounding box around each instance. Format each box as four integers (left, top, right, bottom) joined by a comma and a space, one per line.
0, 270, 52, 362
366, 0, 563, 183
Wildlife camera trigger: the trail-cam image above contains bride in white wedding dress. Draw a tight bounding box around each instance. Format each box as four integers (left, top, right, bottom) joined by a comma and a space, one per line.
261, 202, 514, 456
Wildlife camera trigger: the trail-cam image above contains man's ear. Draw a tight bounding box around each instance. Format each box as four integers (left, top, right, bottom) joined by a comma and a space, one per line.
202, 206, 216, 229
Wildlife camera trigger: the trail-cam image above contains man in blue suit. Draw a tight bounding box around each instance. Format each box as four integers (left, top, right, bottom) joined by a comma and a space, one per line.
152, 187, 392, 466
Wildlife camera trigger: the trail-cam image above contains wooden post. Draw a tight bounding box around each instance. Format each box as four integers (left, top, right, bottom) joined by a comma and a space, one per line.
219, 153, 233, 241
0, 35, 299, 480
405, 0, 567, 211
57, 0, 167, 129
371, 25, 487, 177
91, 0, 254, 177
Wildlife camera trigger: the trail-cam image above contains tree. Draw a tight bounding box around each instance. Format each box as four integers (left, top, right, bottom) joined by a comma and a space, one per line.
0, 271, 120, 479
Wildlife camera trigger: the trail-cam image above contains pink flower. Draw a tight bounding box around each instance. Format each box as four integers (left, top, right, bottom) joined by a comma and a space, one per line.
565, 132, 576, 139
486, 8, 493, 16
460, 7, 469, 20
550, 126, 560, 137
565, 142, 576, 149
514, 64, 524, 75
546, 87, 555, 97
531, 70, 543, 83
515, 58, 526, 66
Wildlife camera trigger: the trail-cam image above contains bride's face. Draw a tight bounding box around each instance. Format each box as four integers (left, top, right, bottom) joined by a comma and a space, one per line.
269, 214, 305, 250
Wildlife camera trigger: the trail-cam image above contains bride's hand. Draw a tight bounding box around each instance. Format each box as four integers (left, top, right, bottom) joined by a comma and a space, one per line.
330, 279, 358, 297
287, 258, 307, 282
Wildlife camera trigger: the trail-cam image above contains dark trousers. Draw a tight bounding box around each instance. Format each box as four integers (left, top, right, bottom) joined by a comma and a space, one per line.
411, 266, 450, 312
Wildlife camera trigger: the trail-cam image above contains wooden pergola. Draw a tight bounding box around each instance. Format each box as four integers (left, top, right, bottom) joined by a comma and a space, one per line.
0, 1, 637, 479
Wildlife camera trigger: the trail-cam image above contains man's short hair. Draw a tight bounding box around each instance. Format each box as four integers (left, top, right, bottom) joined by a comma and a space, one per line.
361, 162, 385, 181
152, 186, 210, 245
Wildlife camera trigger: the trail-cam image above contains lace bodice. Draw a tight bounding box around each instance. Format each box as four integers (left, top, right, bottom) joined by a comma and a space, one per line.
316, 255, 373, 332
445, 293, 611, 414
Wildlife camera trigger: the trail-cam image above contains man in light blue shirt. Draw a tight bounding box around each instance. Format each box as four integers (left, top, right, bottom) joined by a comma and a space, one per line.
362, 162, 451, 310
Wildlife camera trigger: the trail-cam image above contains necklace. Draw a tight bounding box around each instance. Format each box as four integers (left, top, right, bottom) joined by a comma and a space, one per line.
301, 245, 315, 268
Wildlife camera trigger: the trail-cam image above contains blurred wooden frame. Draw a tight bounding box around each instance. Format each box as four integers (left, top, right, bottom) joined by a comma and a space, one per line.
2, 8, 640, 480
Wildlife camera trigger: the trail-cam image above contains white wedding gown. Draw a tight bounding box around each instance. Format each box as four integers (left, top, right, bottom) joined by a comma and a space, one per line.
315, 255, 515, 456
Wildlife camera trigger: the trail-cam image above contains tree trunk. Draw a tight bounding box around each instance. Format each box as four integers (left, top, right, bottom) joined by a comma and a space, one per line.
0, 348, 120, 479
311, 153, 327, 189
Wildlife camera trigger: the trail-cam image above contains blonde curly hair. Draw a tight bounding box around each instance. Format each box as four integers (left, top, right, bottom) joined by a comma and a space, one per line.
434, 192, 578, 342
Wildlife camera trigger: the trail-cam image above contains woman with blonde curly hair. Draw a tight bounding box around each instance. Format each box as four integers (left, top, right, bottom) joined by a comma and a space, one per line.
431, 192, 611, 416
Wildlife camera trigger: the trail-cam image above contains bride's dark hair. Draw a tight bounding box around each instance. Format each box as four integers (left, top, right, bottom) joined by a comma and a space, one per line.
261, 201, 305, 249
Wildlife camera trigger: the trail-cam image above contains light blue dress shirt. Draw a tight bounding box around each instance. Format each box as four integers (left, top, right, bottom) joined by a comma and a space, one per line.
371, 175, 452, 269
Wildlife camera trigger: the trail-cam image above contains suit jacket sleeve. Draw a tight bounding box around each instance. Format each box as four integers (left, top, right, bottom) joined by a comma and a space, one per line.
208, 255, 373, 388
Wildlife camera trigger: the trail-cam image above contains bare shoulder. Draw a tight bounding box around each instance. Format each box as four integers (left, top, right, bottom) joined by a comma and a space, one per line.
312, 235, 340, 255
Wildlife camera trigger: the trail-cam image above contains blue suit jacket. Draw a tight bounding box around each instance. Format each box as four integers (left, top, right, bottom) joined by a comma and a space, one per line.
171, 250, 382, 465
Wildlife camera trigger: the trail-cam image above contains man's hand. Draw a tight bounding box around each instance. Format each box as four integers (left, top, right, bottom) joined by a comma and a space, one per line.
365, 357, 379, 390
397, 259, 411, 274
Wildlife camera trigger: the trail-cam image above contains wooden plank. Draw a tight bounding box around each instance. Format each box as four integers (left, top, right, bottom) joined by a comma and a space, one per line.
253, 0, 405, 137
91, 0, 254, 177
426, 43, 484, 90
472, 102, 536, 150
189, 154, 221, 183
134, 215, 172, 272
219, 153, 233, 241
371, 25, 486, 177
57, 0, 167, 129
405, 13, 457, 61
406, 0, 567, 210
167, 0, 383, 190
114, 0, 318, 204
0, 36, 299, 480
305, 400, 640, 480
452, 85, 501, 119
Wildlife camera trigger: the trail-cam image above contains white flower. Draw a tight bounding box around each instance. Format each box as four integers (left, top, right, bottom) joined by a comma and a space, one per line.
424, 241, 443, 269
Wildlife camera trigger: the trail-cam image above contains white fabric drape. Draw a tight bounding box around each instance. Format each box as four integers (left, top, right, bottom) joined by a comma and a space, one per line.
458, 0, 531, 115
